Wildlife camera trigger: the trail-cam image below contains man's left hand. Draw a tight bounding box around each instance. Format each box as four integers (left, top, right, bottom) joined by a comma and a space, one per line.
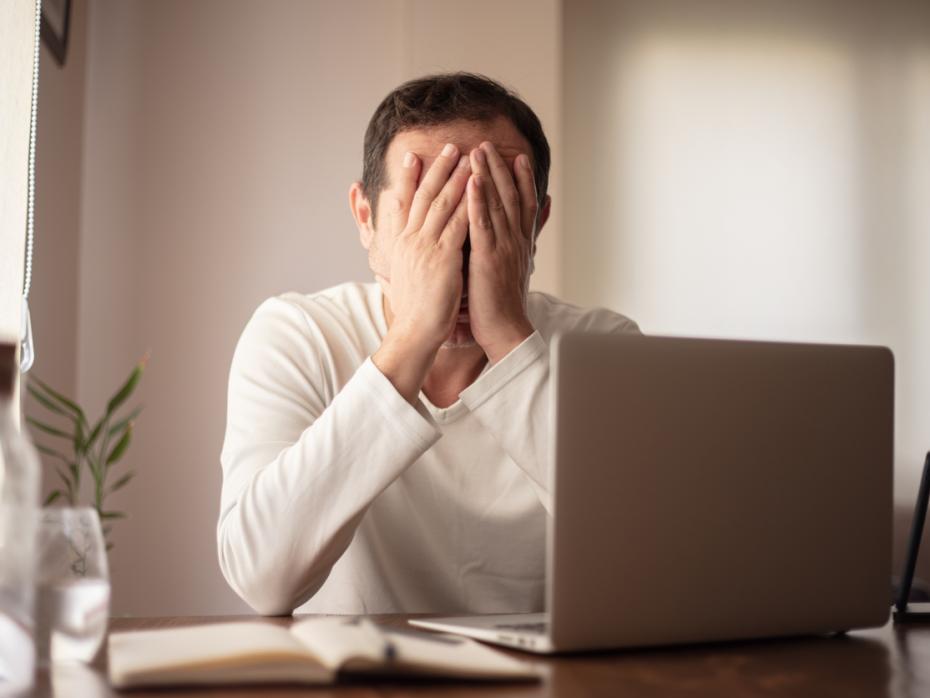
466, 142, 538, 364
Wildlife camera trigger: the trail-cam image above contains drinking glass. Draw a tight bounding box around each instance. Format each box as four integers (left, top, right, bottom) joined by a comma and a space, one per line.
35, 508, 110, 664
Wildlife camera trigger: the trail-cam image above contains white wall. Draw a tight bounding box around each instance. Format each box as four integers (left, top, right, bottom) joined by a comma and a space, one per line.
564, 0, 930, 579
71, 0, 562, 615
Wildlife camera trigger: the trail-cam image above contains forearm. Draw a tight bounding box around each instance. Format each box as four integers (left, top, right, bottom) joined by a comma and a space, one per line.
460, 332, 553, 511
372, 326, 441, 405
460, 312, 641, 513
217, 359, 439, 615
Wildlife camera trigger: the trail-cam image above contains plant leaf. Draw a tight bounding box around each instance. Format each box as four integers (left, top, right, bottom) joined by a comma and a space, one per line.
56, 468, 77, 504
108, 471, 135, 494
108, 406, 143, 437
105, 425, 132, 466
73, 418, 86, 458
67, 464, 79, 505
26, 417, 72, 441
30, 376, 87, 426
99, 511, 126, 520
83, 417, 106, 454
27, 383, 71, 419
106, 357, 147, 417
54, 466, 73, 490
35, 442, 71, 462
43, 490, 62, 506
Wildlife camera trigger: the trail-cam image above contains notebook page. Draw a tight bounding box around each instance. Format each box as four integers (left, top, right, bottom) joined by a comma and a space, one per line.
289, 617, 386, 670
108, 621, 333, 688
290, 617, 540, 679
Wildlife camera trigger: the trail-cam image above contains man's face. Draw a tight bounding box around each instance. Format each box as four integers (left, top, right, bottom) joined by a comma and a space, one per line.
362, 117, 537, 347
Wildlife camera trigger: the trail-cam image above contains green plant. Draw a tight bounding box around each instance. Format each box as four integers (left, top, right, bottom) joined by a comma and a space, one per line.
26, 355, 147, 550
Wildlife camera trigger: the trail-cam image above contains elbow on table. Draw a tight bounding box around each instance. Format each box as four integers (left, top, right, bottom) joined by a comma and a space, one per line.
240, 585, 297, 617
217, 529, 324, 617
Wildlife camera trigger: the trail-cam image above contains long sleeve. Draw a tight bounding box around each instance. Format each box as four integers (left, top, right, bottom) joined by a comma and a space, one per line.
459, 306, 640, 513
217, 298, 440, 615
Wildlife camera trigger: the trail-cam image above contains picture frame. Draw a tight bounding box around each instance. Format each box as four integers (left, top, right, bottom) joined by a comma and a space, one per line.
41, 0, 72, 67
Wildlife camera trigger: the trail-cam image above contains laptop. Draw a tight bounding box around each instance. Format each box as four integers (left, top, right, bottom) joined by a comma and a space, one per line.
411, 333, 894, 653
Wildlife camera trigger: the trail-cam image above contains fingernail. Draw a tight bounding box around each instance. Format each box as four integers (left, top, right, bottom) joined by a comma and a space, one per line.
442, 143, 457, 157
474, 148, 486, 165
518, 154, 530, 170
403, 152, 415, 168
457, 155, 469, 170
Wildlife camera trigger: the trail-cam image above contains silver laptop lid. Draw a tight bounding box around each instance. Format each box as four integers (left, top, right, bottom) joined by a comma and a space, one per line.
547, 333, 893, 651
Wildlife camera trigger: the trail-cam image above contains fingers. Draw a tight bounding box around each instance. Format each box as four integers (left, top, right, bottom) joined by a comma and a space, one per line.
467, 174, 494, 253
420, 154, 471, 241
479, 142, 521, 237
470, 147, 509, 244
389, 151, 421, 236
407, 143, 463, 235
513, 154, 538, 241
441, 190, 470, 251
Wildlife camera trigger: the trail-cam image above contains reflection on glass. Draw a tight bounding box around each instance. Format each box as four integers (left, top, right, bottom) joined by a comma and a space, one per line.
35, 508, 110, 665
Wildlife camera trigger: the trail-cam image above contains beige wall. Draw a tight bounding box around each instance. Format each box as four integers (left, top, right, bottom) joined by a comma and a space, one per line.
69, 0, 562, 615
403, 0, 562, 292
28, 0, 87, 420
40, 0, 926, 616
564, 0, 930, 581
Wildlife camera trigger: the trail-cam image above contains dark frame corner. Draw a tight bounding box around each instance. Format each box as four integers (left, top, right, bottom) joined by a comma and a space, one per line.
40, 0, 72, 67
894, 452, 930, 623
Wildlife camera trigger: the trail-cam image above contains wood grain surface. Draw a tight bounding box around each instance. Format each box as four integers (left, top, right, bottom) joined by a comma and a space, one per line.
27, 614, 930, 697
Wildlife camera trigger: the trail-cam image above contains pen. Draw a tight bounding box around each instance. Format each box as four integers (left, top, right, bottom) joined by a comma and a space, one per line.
353, 618, 397, 662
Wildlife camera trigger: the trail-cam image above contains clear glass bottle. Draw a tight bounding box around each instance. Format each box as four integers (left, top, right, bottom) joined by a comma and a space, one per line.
0, 343, 40, 695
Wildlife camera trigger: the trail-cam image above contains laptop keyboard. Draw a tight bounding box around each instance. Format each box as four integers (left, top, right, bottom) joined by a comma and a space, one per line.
494, 622, 548, 635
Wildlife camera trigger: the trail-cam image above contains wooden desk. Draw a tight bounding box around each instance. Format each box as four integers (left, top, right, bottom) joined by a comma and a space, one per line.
28, 614, 930, 697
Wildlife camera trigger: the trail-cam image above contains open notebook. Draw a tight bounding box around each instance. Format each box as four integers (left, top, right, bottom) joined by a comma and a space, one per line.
107, 617, 540, 688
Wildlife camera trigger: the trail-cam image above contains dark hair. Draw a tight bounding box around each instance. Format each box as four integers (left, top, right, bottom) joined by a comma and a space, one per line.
362, 72, 550, 218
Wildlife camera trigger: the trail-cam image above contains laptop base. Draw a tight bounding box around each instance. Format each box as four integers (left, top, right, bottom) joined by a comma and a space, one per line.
409, 613, 554, 654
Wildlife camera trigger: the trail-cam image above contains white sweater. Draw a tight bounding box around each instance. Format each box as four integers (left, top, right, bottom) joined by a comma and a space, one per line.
218, 282, 638, 615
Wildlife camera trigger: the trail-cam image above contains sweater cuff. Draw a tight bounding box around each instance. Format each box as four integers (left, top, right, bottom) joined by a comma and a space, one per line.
459, 331, 547, 411
358, 357, 441, 448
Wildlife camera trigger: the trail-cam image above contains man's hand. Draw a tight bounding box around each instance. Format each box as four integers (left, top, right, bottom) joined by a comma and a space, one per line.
466, 142, 537, 364
372, 144, 471, 402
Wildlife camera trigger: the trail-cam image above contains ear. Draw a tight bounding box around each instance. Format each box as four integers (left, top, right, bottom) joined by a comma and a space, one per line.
349, 181, 376, 250
528, 194, 552, 264
535, 194, 552, 239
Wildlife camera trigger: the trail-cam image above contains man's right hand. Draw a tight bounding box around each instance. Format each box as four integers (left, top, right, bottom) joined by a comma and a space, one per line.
372, 143, 471, 403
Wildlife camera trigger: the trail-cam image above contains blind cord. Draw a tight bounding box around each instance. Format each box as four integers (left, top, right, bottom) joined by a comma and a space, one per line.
21, 0, 41, 373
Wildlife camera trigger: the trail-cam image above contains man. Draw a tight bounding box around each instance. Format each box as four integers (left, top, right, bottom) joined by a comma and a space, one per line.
218, 73, 638, 616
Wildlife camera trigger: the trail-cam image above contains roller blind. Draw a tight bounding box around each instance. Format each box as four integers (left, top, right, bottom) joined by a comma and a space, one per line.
0, 0, 39, 413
